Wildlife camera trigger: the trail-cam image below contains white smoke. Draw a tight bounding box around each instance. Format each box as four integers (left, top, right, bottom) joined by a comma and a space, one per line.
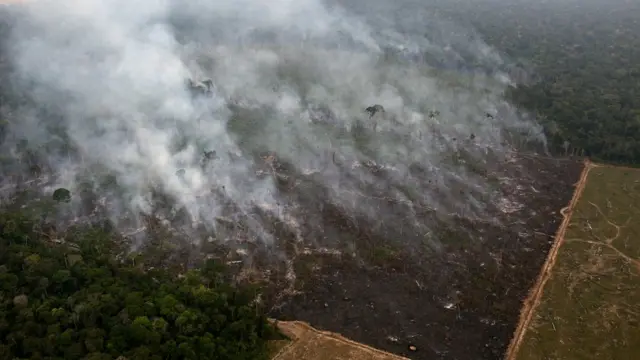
1, 0, 545, 246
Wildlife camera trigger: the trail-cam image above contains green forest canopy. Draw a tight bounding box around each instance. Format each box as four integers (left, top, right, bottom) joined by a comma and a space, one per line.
0, 209, 277, 360
437, 0, 640, 164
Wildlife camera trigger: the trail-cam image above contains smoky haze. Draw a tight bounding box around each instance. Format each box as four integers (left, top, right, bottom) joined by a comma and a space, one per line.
0, 0, 545, 249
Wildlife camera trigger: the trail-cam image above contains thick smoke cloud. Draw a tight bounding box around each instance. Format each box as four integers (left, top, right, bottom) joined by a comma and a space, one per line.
0, 0, 545, 247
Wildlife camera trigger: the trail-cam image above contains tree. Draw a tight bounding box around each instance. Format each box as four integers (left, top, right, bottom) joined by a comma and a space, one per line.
52, 188, 72, 203
0, 210, 278, 360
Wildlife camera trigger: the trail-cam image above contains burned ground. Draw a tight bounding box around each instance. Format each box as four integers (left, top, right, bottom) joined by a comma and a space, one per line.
0, 112, 584, 360
254, 153, 583, 360
0, 8, 586, 360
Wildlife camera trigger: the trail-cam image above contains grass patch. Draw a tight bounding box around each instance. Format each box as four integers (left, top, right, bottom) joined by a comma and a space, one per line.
516, 165, 640, 359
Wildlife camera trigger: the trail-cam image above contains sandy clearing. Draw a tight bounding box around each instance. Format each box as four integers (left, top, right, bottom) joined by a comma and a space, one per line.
272, 321, 410, 360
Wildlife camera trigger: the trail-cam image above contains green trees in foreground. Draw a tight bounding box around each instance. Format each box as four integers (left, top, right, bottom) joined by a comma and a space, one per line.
0, 211, 277, 360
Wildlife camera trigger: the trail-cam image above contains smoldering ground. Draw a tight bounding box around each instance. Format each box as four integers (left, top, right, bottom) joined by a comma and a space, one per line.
0, 0, 545, 254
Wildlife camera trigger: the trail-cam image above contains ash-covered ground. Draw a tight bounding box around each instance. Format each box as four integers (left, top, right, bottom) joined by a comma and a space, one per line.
0, 1, 583, 359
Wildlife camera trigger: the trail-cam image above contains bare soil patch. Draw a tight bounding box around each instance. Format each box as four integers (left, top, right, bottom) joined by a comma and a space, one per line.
271, 321, 409, 360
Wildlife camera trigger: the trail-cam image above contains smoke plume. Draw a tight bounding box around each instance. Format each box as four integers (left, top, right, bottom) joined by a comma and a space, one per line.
0, 0, 545, 249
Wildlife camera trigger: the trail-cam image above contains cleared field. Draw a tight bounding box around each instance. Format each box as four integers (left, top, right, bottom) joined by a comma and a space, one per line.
270, 321, 409, 360
514, 164, 640, 359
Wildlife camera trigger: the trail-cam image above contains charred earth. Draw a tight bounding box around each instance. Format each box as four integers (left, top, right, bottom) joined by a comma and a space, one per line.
0, 5, 584, 360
